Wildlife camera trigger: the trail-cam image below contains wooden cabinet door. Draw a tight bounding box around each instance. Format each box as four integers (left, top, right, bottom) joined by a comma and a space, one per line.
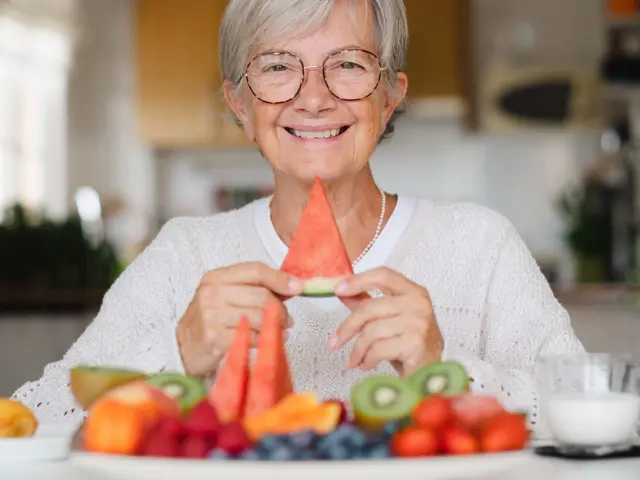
403, 0, 469, 99
135, 0, 228, 147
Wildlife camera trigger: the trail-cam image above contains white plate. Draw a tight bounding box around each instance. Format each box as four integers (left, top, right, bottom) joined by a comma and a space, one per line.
0, 425, 73, 463
71, 449, 535, 480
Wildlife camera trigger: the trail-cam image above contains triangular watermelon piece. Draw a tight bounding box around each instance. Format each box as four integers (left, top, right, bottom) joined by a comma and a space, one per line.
208, 315, 251, 423
280, 177, 353, 297
244, 299, 293, 417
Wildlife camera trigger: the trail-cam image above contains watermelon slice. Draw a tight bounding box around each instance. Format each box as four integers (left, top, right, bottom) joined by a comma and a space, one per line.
280, 177, 354, 297
208, 315, 251, 423
244, 299, 293, 417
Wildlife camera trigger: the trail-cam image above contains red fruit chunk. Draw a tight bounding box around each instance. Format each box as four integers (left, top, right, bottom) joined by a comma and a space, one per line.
181, 434, 211, 459
452, 394, 505, 430
154, 417, 187, 438
324, 399, 349, 423
183, 400, 220, 436
480, 412, 529, 453
440, 424, 479, 455
412, 395, 453, 431
139, 431, 181, 457
215, 422, 254, 455
390, 426, 438, 458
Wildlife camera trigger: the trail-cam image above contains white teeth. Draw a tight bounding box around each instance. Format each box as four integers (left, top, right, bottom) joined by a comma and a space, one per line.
291, 128, 342, 139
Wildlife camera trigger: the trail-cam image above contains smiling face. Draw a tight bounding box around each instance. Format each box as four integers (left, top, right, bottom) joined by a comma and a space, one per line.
225, 0, 407, 183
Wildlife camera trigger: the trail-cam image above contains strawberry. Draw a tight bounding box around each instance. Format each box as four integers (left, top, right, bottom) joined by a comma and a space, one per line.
181, 434, 211, 459
480, 412, 529, 453
440, 424, 479, 455
452, 394, 505, 430
183, 400, 220, 437
412, 395, 453, 431
154, 417, 187, 439
390, 426, 439, 458
215, 421, 254, 455
139, 431, 181, 457
324, 399, 349, 423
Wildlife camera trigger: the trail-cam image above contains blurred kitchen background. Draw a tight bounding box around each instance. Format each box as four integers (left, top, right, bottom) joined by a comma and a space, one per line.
1, 0, 640, 396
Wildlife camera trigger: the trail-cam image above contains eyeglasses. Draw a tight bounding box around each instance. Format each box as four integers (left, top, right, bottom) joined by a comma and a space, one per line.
242, 48, 386, 104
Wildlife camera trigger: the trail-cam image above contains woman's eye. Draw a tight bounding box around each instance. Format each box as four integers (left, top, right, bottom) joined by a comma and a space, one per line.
265, 64, 287, 72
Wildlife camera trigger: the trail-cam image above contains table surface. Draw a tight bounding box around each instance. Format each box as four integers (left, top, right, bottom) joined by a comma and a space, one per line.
1, 453, 640, 480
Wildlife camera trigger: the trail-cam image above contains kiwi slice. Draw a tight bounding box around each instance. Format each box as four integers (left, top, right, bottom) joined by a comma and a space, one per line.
70, 365, 147, 410
145, 372, 207, 412
351, 375, 422, 431
409, 361, 470, 396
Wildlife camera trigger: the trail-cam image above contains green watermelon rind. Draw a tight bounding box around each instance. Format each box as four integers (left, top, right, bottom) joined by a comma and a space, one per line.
300, 277, 345, 297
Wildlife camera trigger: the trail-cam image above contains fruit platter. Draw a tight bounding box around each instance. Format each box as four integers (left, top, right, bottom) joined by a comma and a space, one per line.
66, 302, 533, 479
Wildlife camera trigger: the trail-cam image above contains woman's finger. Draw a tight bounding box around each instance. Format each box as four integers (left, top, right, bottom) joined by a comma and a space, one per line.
358, 335, 405, 371
335, 266, 420, 297
203, 262, 302, 297
346, 317, 407, 368
331, 296, 403, 349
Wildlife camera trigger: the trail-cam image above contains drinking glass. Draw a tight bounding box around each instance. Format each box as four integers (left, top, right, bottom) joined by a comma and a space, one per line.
537, 353, 640, 455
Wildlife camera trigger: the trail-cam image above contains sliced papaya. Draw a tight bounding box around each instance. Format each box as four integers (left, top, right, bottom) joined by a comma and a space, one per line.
280, 177, 354, 297
209, 315, 252, 423
244, 299, 293, 417
244, 394, 341, 440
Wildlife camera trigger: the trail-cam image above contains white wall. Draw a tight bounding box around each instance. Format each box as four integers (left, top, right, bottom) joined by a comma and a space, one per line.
67, 0, 155, 254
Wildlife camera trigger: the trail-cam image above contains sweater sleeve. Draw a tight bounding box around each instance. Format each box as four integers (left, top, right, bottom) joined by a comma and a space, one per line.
10, 219, 190, 427
440, 221, 585, 435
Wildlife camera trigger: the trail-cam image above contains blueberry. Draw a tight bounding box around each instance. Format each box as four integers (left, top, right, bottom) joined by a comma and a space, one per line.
367, 444, 392, 459
269, 445, 296, 461
258, 434, 287, 453
289, 429, 318, 449
240, 449, 261, 461
298, 450, 319, 461
326, 444, 351, 460
209, 448, 230, 460
345, 429, 369, 449
381, 420, 402, 440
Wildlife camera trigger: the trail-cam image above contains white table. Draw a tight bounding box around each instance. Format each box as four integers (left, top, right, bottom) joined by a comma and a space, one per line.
1, 454, 640, 480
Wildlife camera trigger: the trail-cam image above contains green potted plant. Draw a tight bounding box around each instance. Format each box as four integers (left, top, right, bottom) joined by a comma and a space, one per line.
557, 181, 612, 283
0, 203, 124, 312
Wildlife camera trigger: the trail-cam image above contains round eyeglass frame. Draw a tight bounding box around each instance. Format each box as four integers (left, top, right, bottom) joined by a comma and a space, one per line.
241, 48, 387, 104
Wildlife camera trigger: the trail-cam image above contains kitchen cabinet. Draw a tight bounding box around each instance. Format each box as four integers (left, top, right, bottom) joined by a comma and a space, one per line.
134, 0, 470, 148
404, 0, 470, 100
135, 0, 248, 147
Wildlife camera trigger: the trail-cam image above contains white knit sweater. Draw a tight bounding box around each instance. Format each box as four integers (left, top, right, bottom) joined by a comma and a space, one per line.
11, 198, 585, 435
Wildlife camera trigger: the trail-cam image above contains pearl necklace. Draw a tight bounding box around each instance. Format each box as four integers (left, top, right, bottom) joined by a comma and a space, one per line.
352, 186, 386, 266
268, 185, 387, 267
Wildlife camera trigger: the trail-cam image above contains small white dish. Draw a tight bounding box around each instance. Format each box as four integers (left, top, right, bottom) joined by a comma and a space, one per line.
0, 425, 74, 462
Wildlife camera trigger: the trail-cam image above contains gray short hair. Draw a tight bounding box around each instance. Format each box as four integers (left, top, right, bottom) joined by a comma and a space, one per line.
219, 0, 408, 142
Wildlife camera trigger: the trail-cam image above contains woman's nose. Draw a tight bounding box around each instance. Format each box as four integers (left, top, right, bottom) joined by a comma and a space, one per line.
291, 66, 337, 114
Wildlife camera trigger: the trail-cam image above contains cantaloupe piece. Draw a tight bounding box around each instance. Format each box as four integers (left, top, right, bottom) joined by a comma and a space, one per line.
208, 315, 252, 423
280, 177, 354, 297
244, 398, 341, 440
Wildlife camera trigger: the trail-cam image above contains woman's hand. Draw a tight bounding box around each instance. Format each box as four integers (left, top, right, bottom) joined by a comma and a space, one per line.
330, 267, 443, 377
176, 262, 301, 378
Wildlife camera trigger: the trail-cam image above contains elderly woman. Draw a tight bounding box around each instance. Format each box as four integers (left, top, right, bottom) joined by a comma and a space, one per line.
12, 0, 584, 433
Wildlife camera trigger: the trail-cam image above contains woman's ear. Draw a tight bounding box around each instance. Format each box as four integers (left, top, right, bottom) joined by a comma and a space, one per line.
382, 72, 408, 125
223, 80, 255, 141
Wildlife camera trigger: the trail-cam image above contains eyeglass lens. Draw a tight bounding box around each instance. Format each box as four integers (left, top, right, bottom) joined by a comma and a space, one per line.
245, 49, 382, 104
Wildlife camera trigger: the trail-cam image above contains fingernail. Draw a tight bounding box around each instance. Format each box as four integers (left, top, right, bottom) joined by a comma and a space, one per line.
288, 279, 301, 293
335, 281, 348, 294
328, 334, 338, 349
286, 315, 294, 327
